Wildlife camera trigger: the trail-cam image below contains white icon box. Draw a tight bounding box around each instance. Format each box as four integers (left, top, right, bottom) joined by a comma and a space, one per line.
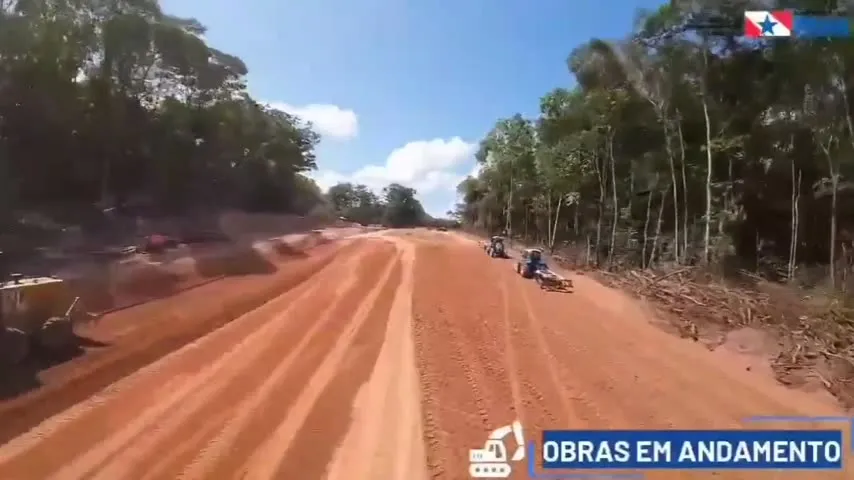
468, 421, 524, 478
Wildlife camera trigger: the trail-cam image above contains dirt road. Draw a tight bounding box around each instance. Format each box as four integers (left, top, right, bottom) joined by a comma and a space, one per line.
0, 230, 847, 479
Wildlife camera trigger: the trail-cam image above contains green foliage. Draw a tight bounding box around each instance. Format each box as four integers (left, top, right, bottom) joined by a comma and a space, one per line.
382, 183, 425, 228
458, 0, 854, 275
325, 182, 430, 227
0, 0, 325, 221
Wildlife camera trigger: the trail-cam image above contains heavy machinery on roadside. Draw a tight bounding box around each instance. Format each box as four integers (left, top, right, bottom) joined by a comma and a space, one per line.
485, 236, 508, 258
0, 272, 84, 366
515, 248, 572, 292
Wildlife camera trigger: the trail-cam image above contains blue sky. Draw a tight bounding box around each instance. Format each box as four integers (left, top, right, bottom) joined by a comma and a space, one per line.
160, 0, 665, 216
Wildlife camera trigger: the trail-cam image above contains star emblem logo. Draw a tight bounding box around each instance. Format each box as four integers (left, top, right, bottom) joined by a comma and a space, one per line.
759, 15, 777, 35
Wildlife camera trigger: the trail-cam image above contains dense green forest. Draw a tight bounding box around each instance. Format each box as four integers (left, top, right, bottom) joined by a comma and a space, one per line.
455, 2, 854, 289
0, 0, 437, 238
0, 0, 329, 220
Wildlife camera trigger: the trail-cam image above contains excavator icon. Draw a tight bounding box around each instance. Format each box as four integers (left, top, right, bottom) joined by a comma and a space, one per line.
468, 421, 525, 478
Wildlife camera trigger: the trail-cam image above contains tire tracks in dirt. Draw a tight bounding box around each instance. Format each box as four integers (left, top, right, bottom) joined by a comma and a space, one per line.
514, 280, 628, 429
0, 276, 325, 477
497, 272, 524, 420
508, 257, 846, 479
88, 246, 382, 480
325, 236, 427, 480
414, 236, 850, 480
0, 241, 346, 447
411, 241, 518, 479
503, 273, 579, 429
5, 229, 849, 480
0, 239, 407, 480
222, 242, 401, 479
528, 284, 814, 429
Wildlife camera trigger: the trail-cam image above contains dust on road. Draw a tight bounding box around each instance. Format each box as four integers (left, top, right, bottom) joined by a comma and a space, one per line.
0, 229, 847, 479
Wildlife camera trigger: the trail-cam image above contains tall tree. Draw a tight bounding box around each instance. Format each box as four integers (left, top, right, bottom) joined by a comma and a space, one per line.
457, 0, 854, 290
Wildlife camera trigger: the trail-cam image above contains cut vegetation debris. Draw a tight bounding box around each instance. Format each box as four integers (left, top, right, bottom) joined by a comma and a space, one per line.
560, 259, 854, 408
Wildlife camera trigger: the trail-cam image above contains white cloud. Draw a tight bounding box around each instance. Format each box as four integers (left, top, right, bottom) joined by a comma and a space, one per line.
267, 102, 358, 140
310, 137, 476, 195
308, 170, 349, 191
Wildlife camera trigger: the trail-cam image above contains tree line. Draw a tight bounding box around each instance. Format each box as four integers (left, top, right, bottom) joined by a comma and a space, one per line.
456, 1, 854, 289
0, 0, 329, 231
326, 182, 456, 229
0, 0, 452, 252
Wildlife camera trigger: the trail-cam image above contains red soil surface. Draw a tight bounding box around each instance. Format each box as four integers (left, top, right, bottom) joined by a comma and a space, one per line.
0, 230, 847, 479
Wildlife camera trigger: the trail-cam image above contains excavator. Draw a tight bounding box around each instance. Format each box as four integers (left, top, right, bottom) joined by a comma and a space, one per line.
468, 421, 525, 478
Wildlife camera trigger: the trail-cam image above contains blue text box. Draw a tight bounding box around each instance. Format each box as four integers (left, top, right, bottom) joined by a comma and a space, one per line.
541, 430, 843, 470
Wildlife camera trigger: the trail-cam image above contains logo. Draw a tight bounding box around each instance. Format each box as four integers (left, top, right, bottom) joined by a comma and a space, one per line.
469, 421, 525, 478
744, 11, 793, 38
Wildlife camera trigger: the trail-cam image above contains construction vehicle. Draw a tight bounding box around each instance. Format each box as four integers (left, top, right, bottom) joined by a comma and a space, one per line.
469, 421, 525, 478
485, 236, 508, 258
516, 248, 572, 292
0, 273, 83, 366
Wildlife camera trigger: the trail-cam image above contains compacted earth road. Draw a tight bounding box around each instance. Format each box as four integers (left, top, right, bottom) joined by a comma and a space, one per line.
0, 229, 847, 479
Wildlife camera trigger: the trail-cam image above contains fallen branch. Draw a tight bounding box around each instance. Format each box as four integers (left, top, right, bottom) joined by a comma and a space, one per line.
640, 267, 695, 292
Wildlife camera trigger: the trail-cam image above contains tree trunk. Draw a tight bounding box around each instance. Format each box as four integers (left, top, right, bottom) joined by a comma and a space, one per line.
719, 157, 732, 236
820, 138, 838, 288
608, 130, 618, 268
506, 174, 513, 242
627, 167, 634, 248
662, 121, 680, 263
677, 115, 689, 260
585, 234, 592, 266
641, 176, 655, 269
702, 97, 713, 264
831, 173, 839, 288
641, 192, 653, 268
550, 195, 563, 253
649, 183, 671, 267
788, 162, 801, 280
594, 155, 605, 265
546, 191, 552, 248
523, 206, 529, 240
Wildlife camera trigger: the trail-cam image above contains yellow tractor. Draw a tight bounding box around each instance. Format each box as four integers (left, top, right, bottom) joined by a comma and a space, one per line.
0, 273, 81, 365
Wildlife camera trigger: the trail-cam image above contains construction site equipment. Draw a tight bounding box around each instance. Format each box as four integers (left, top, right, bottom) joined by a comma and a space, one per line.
142, 234, 178, 254
468, 420, 525, 478
486, 236, 508, 258
0, 274, 82, 365
534, 269, 573, 291
516, 248, 572, 292
516, 248, 543, 279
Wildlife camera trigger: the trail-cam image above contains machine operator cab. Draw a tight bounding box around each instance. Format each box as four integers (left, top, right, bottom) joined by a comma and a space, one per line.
487, 236, 507, 257
517, 248, 547, 278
